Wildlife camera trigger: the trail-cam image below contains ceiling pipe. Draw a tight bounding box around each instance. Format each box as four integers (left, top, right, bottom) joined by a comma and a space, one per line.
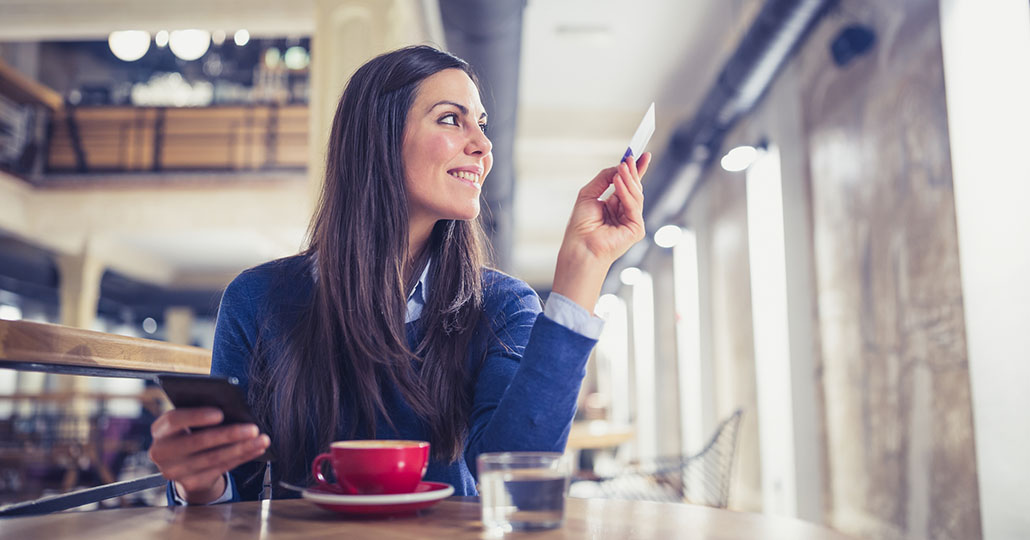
438, 0, 526, 273
604, 0, 837, 292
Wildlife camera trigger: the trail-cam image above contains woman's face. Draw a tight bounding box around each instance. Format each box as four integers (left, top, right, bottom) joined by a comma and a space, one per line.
402, 68, 493, 230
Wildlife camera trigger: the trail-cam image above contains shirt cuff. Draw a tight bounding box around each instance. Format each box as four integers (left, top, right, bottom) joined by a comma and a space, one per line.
171, 472, 235, 505
544, 292, 605, 339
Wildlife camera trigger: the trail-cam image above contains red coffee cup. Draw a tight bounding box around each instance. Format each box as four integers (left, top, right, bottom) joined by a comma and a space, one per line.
312, 440, 430, 495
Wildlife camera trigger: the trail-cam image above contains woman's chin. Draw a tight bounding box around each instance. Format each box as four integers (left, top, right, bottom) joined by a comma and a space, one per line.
451, 205, 480, 222
425, 202, 480, 224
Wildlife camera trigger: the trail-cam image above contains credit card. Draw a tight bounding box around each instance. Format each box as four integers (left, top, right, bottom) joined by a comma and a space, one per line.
599, 102, 655, 202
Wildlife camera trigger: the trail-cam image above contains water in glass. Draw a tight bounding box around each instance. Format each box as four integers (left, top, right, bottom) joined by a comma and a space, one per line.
480, 468, 566, 532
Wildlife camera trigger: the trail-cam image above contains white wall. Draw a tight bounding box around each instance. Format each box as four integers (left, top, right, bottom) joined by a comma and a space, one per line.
939, 1, 1030, 538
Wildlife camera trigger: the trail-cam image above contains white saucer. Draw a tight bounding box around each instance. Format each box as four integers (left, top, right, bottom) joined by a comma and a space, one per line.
301, 481, 454, 515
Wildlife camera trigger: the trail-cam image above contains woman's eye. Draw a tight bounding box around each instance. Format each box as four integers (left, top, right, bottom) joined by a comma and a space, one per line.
478, 123, 488, 134
440, 113, 458, 126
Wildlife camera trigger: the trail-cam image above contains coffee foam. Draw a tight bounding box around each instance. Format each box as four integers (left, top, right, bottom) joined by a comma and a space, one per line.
331, 440, 428, 449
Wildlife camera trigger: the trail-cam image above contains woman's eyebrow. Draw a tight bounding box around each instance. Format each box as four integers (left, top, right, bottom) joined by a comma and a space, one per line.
429, 100, 488, 121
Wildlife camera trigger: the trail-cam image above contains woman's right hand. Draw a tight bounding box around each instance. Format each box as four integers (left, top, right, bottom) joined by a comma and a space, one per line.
551, 153, 651, 311
149, 407, 270, 504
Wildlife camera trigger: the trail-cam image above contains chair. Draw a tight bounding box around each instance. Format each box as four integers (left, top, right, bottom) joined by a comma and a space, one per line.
569, 408, 743, 508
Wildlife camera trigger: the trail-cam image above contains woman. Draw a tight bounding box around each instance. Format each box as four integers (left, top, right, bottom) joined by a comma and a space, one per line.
149, 45, 650, 504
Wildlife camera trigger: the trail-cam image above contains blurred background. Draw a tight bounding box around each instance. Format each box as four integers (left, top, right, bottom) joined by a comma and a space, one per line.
0, 0, 1027, 538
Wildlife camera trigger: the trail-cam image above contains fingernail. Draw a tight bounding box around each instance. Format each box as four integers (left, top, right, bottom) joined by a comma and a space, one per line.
238, 424, 258, 437
206, 410, 223, 421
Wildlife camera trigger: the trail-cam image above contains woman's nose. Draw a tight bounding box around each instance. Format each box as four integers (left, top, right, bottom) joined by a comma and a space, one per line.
467, 128, 492, 155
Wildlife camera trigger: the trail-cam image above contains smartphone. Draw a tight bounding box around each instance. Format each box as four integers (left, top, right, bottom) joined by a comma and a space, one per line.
157, 374, 274, 461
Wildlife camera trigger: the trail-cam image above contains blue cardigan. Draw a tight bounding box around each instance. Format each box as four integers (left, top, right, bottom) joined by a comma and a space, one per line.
171, 255, 597, 502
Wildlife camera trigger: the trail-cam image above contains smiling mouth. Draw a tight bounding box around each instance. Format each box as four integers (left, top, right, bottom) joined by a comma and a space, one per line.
448, 170, 482, 186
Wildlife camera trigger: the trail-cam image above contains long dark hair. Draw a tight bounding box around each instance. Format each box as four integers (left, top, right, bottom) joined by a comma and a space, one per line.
249, 46, 487, 483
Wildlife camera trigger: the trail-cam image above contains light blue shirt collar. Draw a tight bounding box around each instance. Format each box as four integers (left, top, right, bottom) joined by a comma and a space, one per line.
406, 259, 431, 324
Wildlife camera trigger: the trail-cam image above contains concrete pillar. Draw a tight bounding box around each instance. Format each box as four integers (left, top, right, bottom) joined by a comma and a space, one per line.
56, 251, 104, 330
55, 249, 105, 440
307, 0, 428, 208
164, 306, 195, 346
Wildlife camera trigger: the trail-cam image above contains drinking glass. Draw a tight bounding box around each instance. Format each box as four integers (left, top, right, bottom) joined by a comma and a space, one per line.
477, 452, 570, 533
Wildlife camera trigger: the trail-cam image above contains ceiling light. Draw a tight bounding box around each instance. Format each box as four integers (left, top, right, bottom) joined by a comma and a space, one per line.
169, 29, 211, 61
620, 267, 642, 286
654, 225, 683, 248
264, 47, 282, 69
720, 145, 759, 172
283, 46, 309, 70
212, 30, 226, 46
108, 30, 151, 62
234, 29, 250, 47
155, 30, 169, 48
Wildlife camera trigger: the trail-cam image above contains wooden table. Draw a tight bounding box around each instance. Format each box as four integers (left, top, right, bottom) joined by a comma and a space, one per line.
0, 496, 854, 539
0, 318, 211, 377
566, 421, 634, 450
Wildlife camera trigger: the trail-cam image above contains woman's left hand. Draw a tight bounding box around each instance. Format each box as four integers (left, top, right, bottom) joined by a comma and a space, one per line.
551, 152, 651, 311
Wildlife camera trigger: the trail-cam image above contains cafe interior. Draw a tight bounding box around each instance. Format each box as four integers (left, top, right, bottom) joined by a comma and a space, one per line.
0, 0, 1027, 538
